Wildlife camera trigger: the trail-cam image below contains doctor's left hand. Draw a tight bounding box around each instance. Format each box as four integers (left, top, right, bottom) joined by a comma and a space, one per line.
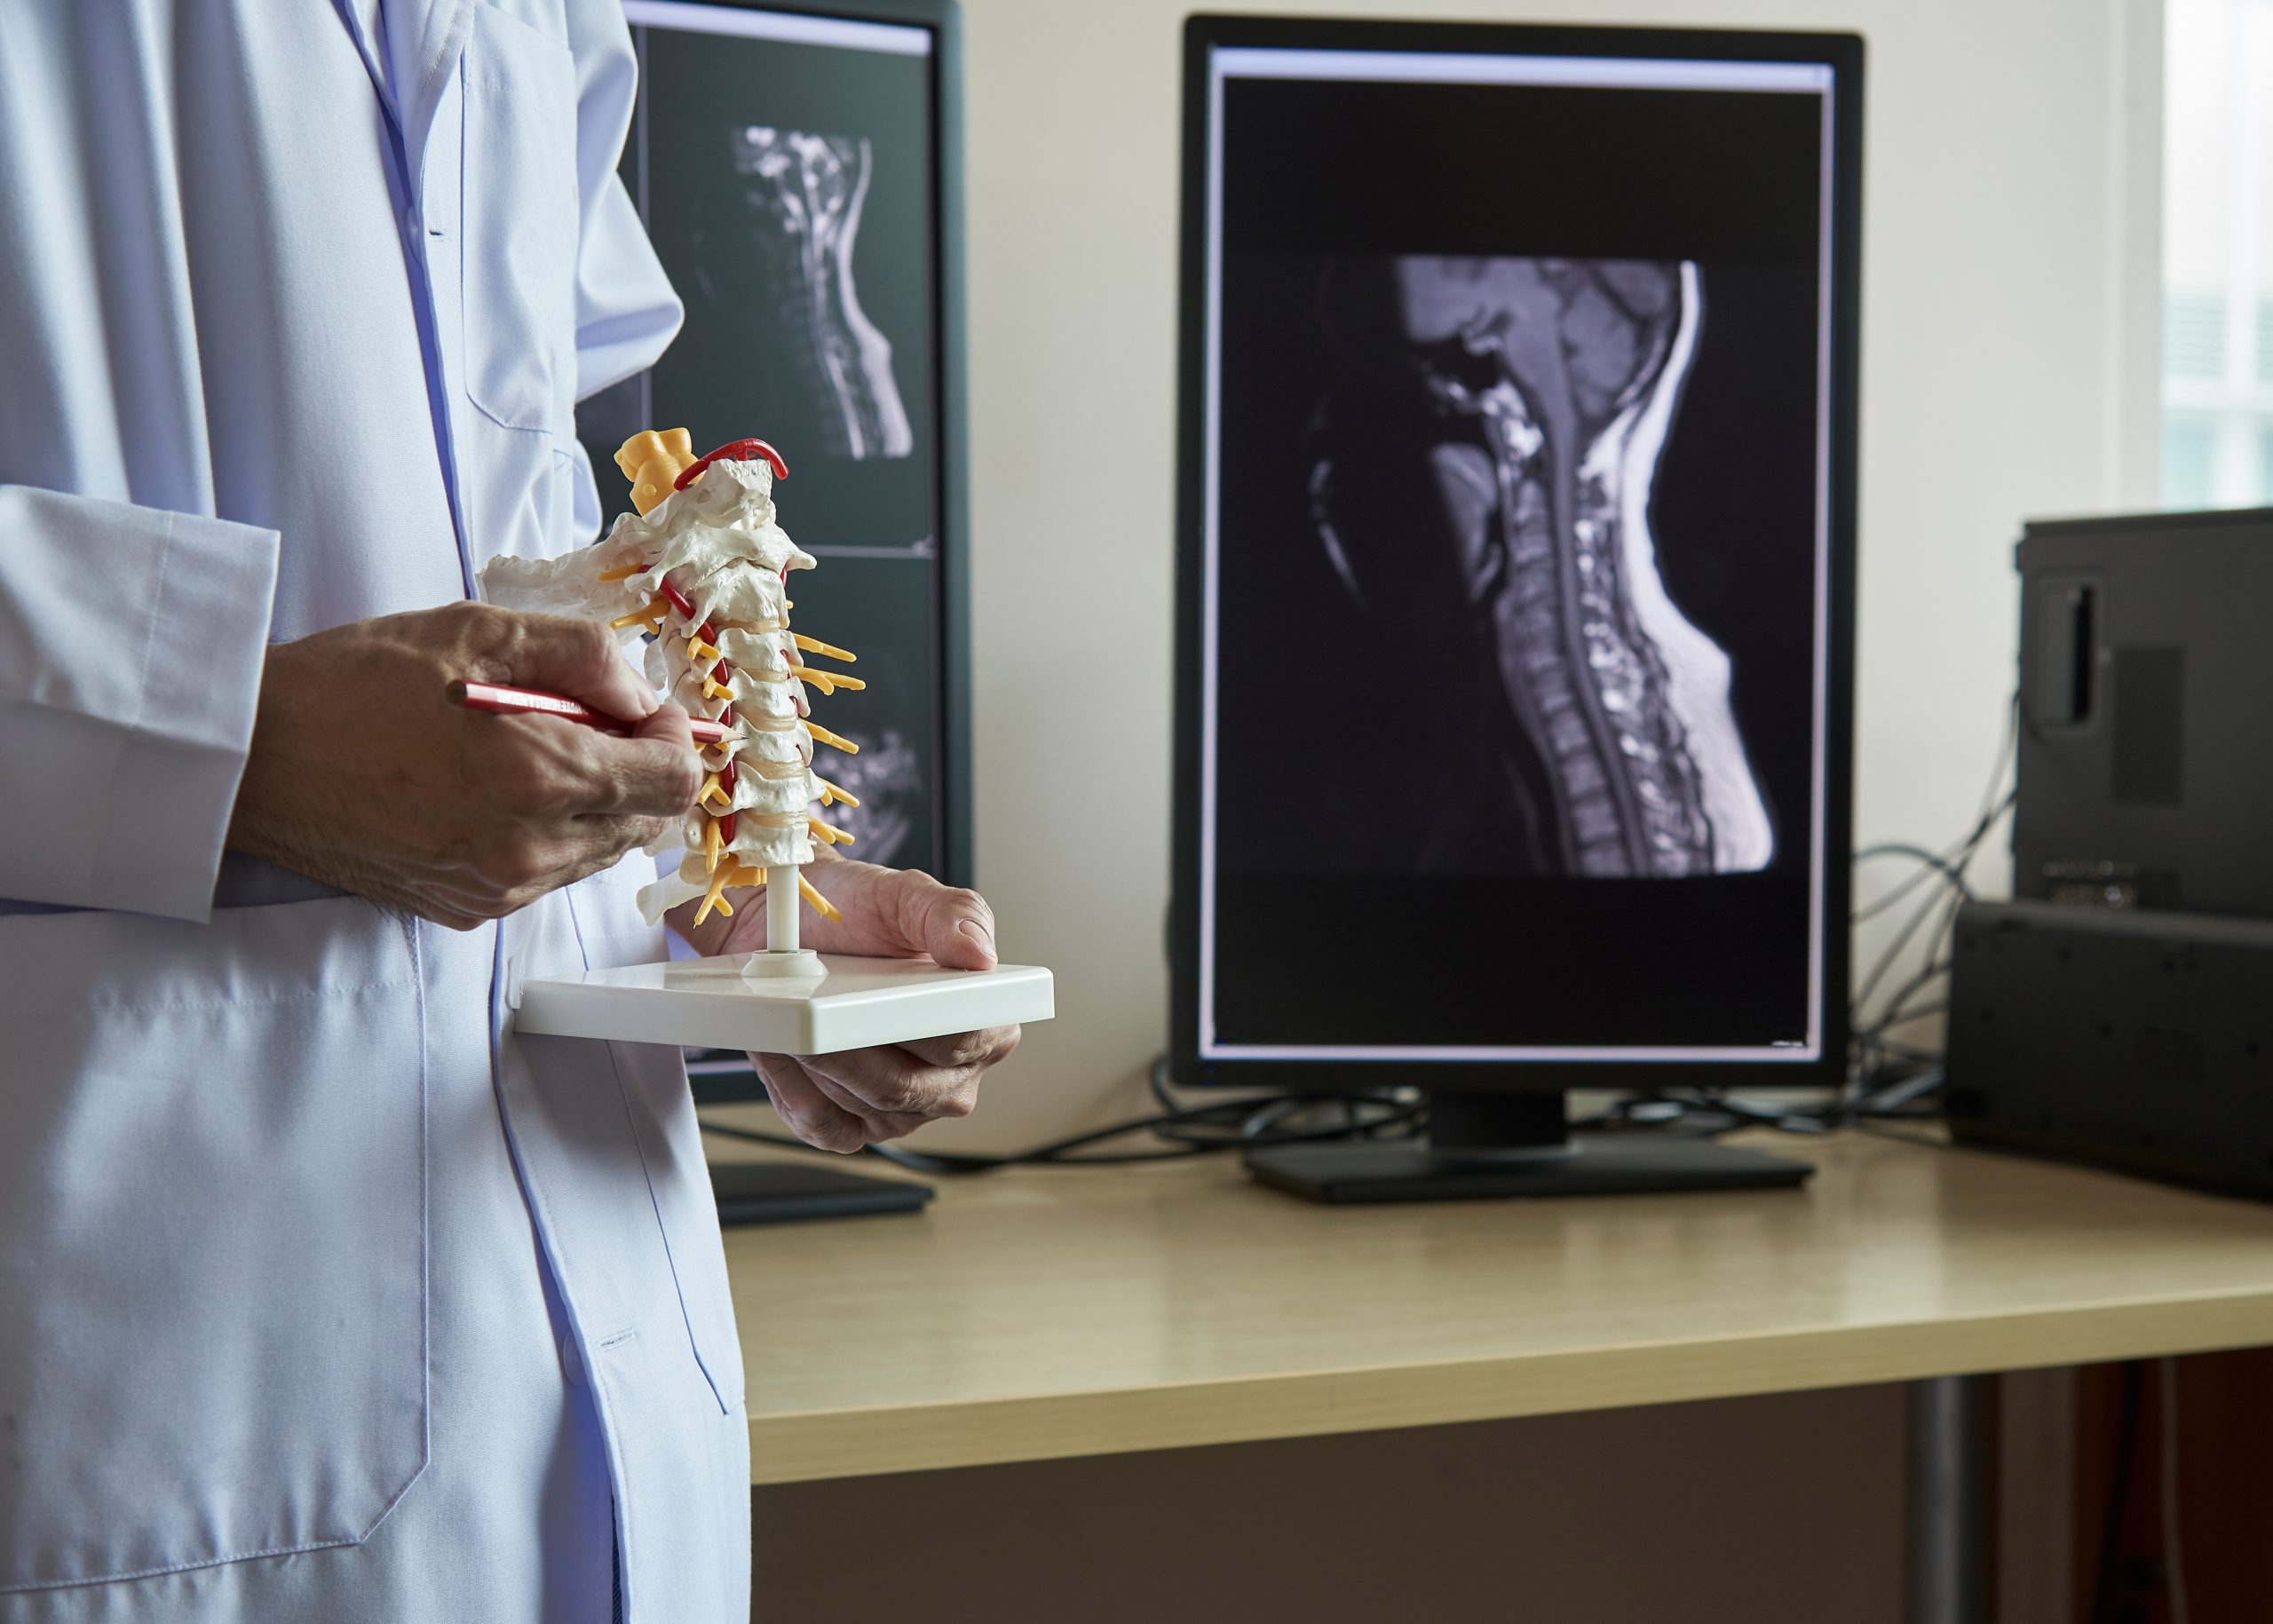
668, 858, 1019, 1152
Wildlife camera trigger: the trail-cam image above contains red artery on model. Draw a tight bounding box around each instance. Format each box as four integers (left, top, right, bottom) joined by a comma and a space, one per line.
673, 438, 788, 491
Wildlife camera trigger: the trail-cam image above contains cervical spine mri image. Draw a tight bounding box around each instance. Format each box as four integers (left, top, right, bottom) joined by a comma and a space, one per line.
1309, 256, 1774, 879
725, 125, 915, 463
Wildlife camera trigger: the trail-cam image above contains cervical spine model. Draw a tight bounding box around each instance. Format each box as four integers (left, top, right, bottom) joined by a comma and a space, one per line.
480, 429, 864, 955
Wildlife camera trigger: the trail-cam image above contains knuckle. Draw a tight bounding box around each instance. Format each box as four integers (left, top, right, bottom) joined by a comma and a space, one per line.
447, 599, 510, 646
505, 762, 577, 819
479, 838, 553, 892
567, 615, 615, 669
956, 1027, 1004, 1064
867, 1074, 927, 1114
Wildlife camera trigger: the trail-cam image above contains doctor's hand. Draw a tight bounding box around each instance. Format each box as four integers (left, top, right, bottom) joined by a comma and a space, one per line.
669, 857, 1021, 1152
228, 602, 701, 931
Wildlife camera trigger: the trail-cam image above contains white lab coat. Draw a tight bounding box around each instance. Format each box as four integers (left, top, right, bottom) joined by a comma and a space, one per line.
0, 3, 748, 1619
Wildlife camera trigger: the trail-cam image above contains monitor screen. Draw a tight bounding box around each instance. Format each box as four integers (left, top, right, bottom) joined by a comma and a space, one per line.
1176, 23, 1858, 1081
584, 0, 963, 881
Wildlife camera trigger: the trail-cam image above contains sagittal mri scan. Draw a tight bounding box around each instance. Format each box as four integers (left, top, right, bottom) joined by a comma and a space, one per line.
712, 125, 914, 463
1303, 256, 1775, 879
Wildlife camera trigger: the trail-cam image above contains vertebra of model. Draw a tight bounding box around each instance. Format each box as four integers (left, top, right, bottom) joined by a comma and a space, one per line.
1318, 257, 1774, 878
480, 429, 864, 950
734, 125, 913, 461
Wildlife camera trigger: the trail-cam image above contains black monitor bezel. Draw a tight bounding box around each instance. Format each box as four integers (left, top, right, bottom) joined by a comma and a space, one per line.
1169, 13, 1865, 1094
622, 0, 973, 890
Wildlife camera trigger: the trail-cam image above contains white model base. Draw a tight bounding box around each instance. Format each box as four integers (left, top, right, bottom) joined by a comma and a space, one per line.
739, 948, 826, 980
511, 954, 1054, 1056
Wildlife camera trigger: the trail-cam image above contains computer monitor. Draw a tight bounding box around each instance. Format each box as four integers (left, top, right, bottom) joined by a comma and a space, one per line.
1170, 17, 1863, 1200
582, 0, 970, 1147
581, 0, 971, 886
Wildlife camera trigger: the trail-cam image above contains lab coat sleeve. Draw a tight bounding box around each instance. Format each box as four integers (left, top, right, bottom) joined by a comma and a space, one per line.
0, 484, 279, 921
567, 0, 684, 405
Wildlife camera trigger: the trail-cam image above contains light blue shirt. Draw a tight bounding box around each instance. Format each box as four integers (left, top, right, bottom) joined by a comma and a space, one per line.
0, 4, 748, 1618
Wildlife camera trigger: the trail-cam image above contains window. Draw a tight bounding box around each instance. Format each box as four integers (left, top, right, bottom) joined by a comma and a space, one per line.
2163, 0, 2273, 509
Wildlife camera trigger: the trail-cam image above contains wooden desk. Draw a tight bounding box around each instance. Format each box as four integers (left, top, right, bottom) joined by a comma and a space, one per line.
716, 1127, 2273, 1488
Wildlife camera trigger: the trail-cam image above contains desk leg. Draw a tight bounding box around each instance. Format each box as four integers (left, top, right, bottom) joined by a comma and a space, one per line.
1906, 1374, 2000, 1624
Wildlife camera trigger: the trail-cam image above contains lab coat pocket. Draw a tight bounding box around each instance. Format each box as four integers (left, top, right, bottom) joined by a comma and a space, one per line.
462, 4, 579, 436
568, 865, 746, 1414
0, 897, 427, 1594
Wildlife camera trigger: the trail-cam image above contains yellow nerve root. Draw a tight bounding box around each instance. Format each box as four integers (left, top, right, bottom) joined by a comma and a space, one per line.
816, 776, 860, 810
693, 865, 737, 927
704, 816, 724, 873
807, 817, 853, 847
693, 860, 770, 928
609, 592, 668, 633
805, 722, 858, 755
596, 563, 644, 582
687, 635, 721, 662
798, 872, 843, 923
792, 633, 857, 663
789, 665, 866, 695
699, 772, 730, 812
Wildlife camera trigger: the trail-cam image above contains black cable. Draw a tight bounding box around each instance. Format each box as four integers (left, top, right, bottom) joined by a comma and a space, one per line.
1146, 1051, 1181, 1114
1852, 843, 1976, 924
698, 1062, 1425, 1175
1854, 795, 2008, 1014
1845, 731, 2018, 1105
1861, 960, 1955, 1042
2091, 1361, 2148, 1624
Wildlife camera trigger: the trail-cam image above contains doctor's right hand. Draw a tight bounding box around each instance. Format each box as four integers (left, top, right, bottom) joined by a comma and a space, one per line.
226, 601, 701, 931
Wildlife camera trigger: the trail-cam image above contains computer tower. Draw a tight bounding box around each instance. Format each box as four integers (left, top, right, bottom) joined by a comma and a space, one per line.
2014, 506, 2273, 916
1945, 900, 2273, 1200
1950, 507, 2273, 1200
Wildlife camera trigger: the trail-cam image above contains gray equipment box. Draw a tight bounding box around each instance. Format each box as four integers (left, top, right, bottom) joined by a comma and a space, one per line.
1945, 899, 2273, 1200
2015, 506, 2273, 916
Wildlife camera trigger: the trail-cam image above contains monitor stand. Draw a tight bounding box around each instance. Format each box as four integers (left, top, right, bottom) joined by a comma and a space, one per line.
1242, 1092, 1814, 1205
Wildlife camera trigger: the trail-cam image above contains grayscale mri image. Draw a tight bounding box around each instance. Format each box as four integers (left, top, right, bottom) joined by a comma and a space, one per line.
1310, 256, 1773, 878
720, 125, 915, 463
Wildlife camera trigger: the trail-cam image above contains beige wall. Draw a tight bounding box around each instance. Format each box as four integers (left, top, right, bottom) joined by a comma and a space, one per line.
875, 0, 2158, 1153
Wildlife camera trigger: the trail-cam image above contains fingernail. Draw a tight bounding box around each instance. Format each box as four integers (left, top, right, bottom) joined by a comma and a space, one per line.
956, 917, 996, 960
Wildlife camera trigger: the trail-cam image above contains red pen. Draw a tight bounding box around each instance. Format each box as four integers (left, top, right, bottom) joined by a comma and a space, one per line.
447, 679, 736, 747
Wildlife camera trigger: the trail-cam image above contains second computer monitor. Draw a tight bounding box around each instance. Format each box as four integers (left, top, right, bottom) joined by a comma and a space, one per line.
1173, 18, 1862, 1095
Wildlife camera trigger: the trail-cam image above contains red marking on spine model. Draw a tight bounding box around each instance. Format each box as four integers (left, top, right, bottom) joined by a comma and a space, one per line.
674, 438, 789, 490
